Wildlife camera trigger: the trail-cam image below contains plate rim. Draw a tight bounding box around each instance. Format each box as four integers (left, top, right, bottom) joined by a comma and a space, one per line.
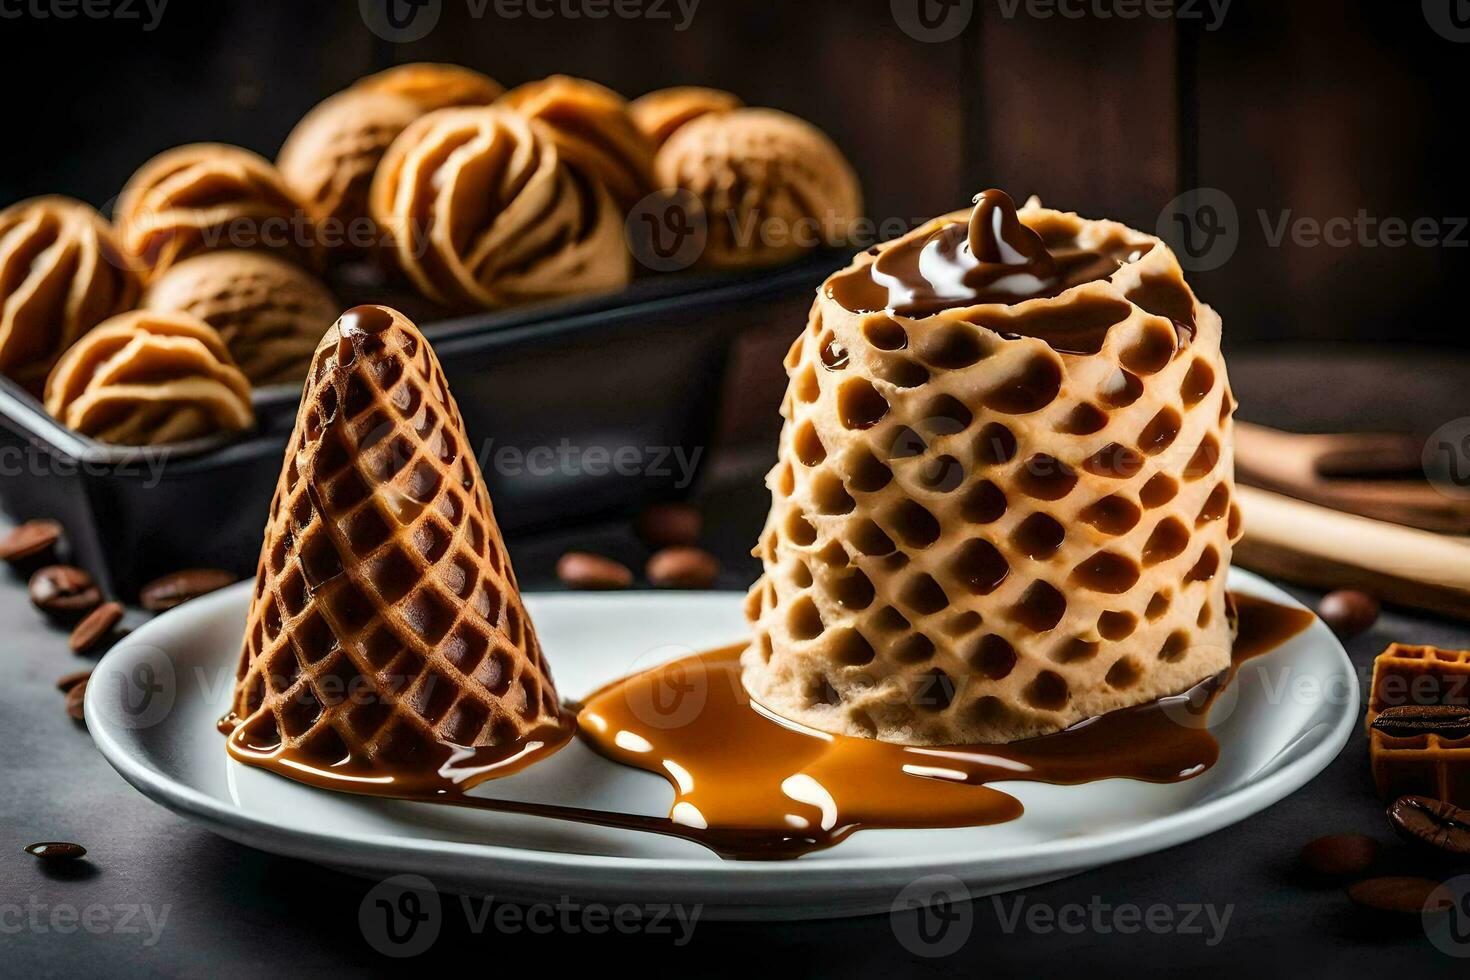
87, 570, 1356, 887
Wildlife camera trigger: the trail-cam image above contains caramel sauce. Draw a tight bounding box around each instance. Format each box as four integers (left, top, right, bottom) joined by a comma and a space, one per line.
221, 594, 1312, 861
576, 593, 1313, 858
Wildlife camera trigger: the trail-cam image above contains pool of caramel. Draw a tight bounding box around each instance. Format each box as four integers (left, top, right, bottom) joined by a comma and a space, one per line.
223, 593, 1312, 860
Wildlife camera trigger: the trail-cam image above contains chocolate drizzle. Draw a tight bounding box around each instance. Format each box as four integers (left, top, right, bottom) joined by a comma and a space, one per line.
825, 190, 1181, 355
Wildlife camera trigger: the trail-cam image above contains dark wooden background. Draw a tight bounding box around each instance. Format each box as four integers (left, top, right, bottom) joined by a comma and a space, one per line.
1, 0, 1465, 348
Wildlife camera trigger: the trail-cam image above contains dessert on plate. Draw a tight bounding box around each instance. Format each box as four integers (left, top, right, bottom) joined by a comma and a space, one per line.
224, 305, 572, 792
743, 189, 1242, 744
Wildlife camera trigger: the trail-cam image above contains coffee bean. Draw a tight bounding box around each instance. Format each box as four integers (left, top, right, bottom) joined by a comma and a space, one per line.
556, 552, 633, 590
139, 568, 236, 612
55, 669, 91, 693
29, 565, 102, 622
69, 601, 125, 654
25, 842, 86, 861
1317, 590, 1379, 637
1389, 795, 1470, 857
1371, 704, 1470, 740
635, 503, 702, 549
64, 679, 88, 723
647, 546, 720, 589
0, 519, 62, 568
1347, 876, 1453, 914
1300, 833, 1379, 878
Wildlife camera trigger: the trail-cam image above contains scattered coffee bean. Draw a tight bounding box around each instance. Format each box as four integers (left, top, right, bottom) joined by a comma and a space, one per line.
65, 679, 88, 723
55, 669, 91, 693
635, 503, 702, 549
647, 546, 720, 589
69, 601, 125, 654
1347, 876, 1453, 915
1389, 795, 1470, 857
1371, 704, 1470, 741
1300, 833, 1379, 878
139, 568, 236, 612
29, 565, 102, 622
1317, 590, 1379, 637
0, 519, 62, 569
556, 552, 633, 590
25, 842, 86, 861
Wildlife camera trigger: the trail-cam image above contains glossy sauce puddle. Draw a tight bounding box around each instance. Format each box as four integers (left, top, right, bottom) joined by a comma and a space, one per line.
224, 593, 1312, 860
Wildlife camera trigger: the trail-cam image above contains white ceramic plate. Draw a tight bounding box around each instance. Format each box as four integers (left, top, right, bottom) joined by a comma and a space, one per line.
88, 569, 1355, 920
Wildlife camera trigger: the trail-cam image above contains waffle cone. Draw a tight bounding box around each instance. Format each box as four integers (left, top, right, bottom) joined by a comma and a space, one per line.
228, 305, 570, 791
743, 203, 1241, 745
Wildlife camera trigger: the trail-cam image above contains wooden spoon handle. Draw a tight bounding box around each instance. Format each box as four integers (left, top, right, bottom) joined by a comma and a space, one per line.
1234, 485, 1470, 621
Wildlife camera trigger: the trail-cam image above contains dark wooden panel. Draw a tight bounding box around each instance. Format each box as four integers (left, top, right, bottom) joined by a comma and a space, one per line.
970, 9, 1180, 232
1192, 3, 1469, 346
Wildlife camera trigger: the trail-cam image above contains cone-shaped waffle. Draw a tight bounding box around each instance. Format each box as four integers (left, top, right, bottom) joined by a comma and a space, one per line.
227, 305, 571, 792
743, 194, 1241, 745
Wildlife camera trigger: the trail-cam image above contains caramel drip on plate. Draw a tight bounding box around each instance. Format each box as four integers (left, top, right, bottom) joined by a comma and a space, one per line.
222, 594, 1311, 860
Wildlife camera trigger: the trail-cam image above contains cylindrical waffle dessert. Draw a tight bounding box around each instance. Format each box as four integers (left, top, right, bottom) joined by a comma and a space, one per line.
653, 107, 863, 269
370, 106, 631, 309
227, 305, 571, 791
141, 251, 339, 386
44, 309, 254, 445
499, 75, 656, 212
0, 196, 140, 391
743, 191, 1241, 745
276, 88, 424, 257
115, 143, 319, 279
353, 62, 505, 111
630, 86, 743, 150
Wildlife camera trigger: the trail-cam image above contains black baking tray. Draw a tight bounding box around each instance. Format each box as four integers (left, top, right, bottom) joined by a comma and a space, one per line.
0, 252, 840, 598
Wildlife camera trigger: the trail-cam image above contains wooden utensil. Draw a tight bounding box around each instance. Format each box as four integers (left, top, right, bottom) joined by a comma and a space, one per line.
1234, 422, 1470, 534
1233, 485, 1470, 621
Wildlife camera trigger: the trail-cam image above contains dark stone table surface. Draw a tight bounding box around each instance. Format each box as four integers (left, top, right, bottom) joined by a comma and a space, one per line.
4, 346, 1470, 978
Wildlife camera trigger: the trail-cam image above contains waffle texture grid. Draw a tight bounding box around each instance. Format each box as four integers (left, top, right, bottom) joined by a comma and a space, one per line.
230, 306, 564, 774
743, 205, 1243, 745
